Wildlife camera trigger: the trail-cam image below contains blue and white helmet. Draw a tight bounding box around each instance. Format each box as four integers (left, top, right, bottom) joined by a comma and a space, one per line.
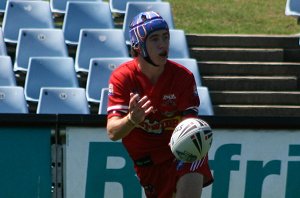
129, 11, 169, 58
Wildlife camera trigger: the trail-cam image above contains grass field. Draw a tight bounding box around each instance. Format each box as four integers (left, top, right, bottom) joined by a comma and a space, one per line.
167, 0, 300, 35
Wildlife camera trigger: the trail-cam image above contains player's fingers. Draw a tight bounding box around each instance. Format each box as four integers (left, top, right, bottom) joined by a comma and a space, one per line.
145, 106, 154, 115
141, 100, 151, 109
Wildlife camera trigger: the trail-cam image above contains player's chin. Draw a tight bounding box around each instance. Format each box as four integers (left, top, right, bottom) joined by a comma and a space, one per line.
157, 55, 168, 65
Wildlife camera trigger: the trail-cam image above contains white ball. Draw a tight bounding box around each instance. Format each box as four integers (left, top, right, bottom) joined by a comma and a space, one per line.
169, 118, 213, 162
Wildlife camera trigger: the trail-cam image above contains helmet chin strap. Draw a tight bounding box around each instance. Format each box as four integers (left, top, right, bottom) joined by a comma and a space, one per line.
144, 56, 159, 67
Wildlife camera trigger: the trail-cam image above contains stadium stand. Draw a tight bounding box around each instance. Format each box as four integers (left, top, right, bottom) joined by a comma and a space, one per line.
0, 28, 7, 55
122, 2, 175, 44
62, 1, 114, 45
37, 87, 90, 114
0, 86, 28, 113
14, 28, 69, 72
169, 29, 190, 58
109, 0, 161, 15
0, 56, 16, 86
98, 87, 109, 115
86, 57, 132, 103
169, 58, 202, 87
75, 29, 129, 72
2, 0, 54, 43
197, 86, 214, 116
24, 57, 78, 102
50, 0, 102, 14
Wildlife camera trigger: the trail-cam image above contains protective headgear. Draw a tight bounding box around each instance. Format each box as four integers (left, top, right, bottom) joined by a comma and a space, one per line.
129, 11, 169, 65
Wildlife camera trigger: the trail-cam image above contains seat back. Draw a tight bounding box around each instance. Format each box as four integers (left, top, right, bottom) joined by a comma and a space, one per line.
50, 0, 102, 14
0, 28, 7, 55
110, 0, 161, 14
75, 29, 129, 72
24, 57, 78, 102
197, 86, 214, 116
14, 28, 68, 72
86, 57, 132, 102
37, 87, 90, 114
62, 1, 114, 45
285, 0, 300, 17
170, 58, 202, 87
169, 29, 190, 58
0, 56, 16, 86
2, 0, 54, 43
123, 2, 174, 44
0, 86, 28, 113
98, 88, 109, 115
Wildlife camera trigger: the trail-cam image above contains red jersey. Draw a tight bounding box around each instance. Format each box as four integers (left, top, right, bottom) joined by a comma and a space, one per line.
107, 58, 200, 165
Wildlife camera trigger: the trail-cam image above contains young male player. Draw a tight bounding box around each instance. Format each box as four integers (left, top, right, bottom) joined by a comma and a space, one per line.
106, 11, 213, 197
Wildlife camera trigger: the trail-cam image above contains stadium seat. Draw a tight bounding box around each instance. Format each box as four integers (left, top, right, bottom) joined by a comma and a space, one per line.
169, 29, 190, 58
98, 88, 109, 115
2, 0, 54, 43
62, 1, 114, 45
0, 86, 28, 113
285, 0, 300, 18
37, 87, 90, 114
122, 2, 175, 44
0, 56, 16, 86
86, 57, 132, 103
24, 57, 79, 102
75, 29, 129, 72
14, 28, 69, 72
0, 0, 43, 13
50, 0, 102, 14
109, 0, 161, 15
0, 28, 7, 55
170, 58, 202, 87
197, 86, 214, 116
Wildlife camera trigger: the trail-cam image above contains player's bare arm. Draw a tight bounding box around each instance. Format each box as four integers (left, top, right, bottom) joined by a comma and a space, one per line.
107, 93, 153, 141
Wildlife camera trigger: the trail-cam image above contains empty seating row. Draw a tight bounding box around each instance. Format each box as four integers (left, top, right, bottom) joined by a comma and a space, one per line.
0, 85, 214, 115
1, 1, 175, 45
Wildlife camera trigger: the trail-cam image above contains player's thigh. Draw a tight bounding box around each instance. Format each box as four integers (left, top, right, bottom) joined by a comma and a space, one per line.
175, 172, 203, 198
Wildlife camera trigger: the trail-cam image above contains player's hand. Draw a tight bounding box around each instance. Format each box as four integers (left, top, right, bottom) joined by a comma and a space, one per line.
128, 93, 153, 124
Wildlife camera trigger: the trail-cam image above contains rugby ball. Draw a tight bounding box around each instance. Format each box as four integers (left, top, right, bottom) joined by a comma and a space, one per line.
169, 118, 213, 162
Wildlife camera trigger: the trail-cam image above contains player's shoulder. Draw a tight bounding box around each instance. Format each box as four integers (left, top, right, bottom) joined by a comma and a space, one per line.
167, 59, 193, 77
111, 59, 136, 78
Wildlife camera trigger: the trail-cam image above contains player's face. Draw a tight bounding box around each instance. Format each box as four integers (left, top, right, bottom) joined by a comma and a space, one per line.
146, 30, 170, 66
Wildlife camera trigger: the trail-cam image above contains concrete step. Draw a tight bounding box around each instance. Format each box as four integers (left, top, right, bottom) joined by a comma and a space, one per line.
210, 91, 300, 105
190, 47, 284, 62
214, 105, 300, 117
202, 76, 298, 91
199, 61, 300, 76
186, 34, 300, 49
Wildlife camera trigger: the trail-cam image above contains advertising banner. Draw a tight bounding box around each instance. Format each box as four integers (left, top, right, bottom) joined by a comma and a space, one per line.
65, 127, 300, 198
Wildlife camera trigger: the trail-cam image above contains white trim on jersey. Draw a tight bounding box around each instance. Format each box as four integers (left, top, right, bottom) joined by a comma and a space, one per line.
107, 105, 129, 112
190, 158, 205, 171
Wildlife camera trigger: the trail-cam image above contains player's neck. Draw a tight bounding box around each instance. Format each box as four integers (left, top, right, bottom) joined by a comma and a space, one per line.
138, 58, 165, 85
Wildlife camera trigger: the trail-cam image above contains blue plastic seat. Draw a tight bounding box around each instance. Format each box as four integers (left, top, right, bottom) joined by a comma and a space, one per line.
2, 0, 54, 43
14, 28, 69, 72
169, 29, 190, 58
86, 57, 132, 103
170, 58, 202, 87
62, 1, 114, 45
98, 88, 109, 115
122, 2, 175, 44
0, 56, 16, 86
285, 0, 300, 18
37, 87, 90, 114
0, 86, 28, 113
109, 0, 161, 15
24, 57, 79, 102
0, 0, 43, 13
197, 86, 214, 116
50, 0, 102, 14
75, 29, 129, 72
0, 28, 7, 55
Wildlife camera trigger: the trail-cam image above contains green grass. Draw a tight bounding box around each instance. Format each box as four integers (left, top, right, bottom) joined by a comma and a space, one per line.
167, 0, 300, 35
